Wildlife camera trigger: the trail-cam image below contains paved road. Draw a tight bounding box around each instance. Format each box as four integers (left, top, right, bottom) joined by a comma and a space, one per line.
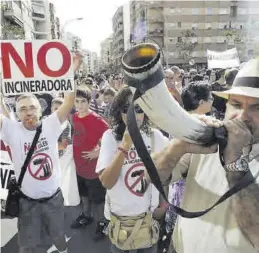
1, 206, 109, 253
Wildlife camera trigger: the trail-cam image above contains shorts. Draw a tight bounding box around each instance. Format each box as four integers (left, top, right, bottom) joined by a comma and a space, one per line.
18, 190, 65, 249
77, 175, 105, 204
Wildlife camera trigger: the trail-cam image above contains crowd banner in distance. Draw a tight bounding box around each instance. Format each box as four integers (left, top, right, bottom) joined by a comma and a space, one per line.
207, 47, 240, 69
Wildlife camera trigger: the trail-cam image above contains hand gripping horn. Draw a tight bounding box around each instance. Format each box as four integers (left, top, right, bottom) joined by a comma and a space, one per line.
121, 43, 255, 219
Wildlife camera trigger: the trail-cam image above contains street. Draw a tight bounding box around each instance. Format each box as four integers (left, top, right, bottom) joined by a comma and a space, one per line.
1, 206, 109, 253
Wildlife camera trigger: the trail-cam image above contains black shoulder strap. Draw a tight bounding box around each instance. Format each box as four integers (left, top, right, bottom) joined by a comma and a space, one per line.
127, 90, 255, 218
17, 123, 42, 187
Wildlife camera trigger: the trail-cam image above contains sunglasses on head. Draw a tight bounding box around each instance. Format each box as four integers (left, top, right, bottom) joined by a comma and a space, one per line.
121, 104, 144, 114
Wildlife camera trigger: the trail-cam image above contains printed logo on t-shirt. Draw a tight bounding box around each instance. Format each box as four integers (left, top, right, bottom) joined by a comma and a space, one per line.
123, 146, 151, 166
28, 152, 53, 180
73, 121, 87, 147
24, 137, 49, 155
124, 162, 148, 197
24, 137, 53, 180
123, 146, 151, 197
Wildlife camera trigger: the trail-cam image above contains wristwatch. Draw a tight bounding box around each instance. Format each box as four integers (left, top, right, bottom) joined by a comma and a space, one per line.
224, 156, 249, 172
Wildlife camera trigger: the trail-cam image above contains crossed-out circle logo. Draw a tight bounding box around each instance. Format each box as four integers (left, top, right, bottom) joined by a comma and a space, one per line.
28, 152, 53, 180
73, 121, 86, 147
124, 162, 148, 197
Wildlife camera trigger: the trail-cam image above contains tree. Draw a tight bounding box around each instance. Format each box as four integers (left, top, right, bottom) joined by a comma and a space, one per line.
176, 30, 198, 60
224, 29, 245, 46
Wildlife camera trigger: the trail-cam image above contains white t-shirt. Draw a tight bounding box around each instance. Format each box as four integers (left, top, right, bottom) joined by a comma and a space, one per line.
1, 112, 63, 199
96, 128, 169, 217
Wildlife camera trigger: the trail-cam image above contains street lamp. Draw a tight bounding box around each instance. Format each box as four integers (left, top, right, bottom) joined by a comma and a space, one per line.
60, 17, 83, 39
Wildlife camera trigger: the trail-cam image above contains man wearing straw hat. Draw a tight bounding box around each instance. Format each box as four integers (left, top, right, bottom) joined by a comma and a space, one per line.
152, 59, 259, 253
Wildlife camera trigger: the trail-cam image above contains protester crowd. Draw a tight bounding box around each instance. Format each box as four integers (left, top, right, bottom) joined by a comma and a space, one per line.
1, 57, 259, 253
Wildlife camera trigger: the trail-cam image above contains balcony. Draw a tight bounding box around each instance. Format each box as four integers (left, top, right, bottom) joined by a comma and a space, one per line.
3, 1, 23, 27
32, 3, 46, 21
149, 28, 164, 36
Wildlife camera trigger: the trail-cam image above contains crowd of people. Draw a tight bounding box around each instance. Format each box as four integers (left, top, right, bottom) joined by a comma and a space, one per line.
1, 55, 259, 253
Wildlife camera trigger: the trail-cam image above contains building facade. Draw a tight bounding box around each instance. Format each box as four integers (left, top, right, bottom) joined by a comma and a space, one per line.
65, 32, 82, 51
100, 36, 113, 70
49, 2, 60, 39
31, 0, 51, 39
130, 0, 259, 67
112, 6, 125, 70
1, 0, 34, 40
82, 49, 99, 74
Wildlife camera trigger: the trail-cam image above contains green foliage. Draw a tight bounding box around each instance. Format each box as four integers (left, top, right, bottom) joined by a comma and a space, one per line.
1, 23, 25, 39
176, 29, 198, 59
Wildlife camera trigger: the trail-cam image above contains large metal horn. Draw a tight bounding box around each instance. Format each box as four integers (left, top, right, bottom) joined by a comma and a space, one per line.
122, 43, 215, 145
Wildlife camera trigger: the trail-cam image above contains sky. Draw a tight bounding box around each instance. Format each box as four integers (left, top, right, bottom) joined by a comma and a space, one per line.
50, 0, 128, 55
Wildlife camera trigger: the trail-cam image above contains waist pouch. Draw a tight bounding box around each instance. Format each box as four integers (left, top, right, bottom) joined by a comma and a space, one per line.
108, 212, 159, 250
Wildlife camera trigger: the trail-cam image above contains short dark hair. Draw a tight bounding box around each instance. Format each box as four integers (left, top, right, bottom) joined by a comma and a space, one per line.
171, 66, 181, 73
76, 89, 91, 102
51, 97, 64, 106
104, 88, 116, 97
181, 82, 211, 111
225, 68, 239, 86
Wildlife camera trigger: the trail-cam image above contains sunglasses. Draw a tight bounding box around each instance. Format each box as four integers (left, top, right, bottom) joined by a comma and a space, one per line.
121, 104, 144, 114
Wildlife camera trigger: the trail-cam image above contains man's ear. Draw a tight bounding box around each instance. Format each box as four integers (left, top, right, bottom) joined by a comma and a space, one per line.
199, 99, 205, 105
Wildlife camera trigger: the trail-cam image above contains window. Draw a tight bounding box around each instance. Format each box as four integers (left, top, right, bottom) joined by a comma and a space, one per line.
192, 23, 198, 30
206, 7, 212, 15
204, 37, 211, 43
192, 8, 198, 15
168, 38, 177, 43
191, 37, 198, 43
177, 37, 182, 43
218, 23, 225, 29
166, 22, 177, 28
205, 23, 212, 30
177, 22, 181, 28
238, 8, 247, 15
230, 6, 237, 17
220, 8, 229, 14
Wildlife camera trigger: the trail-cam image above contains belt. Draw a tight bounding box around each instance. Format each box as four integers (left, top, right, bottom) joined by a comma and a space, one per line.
20, 188, 61, 203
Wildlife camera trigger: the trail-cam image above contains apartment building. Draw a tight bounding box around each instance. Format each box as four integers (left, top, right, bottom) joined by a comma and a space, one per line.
112, 6, 124, 70
49, 2, 60, 39
130, 0, 259, 67
1, 0, 34, 40
65, 32, 82, 51
100, 36, 113, 69
81, 49, 99, 74
31, 0, 51, 39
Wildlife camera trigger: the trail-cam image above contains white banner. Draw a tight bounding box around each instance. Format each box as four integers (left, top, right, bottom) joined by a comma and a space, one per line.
1, 40, 74, 96
207, 48, 240, 69
0, 150, 14, 200
59, 145, 80, 207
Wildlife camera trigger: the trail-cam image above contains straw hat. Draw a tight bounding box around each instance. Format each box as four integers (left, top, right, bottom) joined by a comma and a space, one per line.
213, 59, 259, 99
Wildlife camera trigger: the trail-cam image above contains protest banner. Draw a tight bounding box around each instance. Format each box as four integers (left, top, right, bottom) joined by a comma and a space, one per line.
207, 48, 240, 69
0, 149, 14, 201
0, 40, 74, 96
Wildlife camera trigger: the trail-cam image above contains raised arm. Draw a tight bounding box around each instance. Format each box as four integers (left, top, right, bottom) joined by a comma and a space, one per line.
57, 53, 82, 124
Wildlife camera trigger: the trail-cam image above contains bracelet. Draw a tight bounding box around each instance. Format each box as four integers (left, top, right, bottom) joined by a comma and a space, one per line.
118, 146, 128, 156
